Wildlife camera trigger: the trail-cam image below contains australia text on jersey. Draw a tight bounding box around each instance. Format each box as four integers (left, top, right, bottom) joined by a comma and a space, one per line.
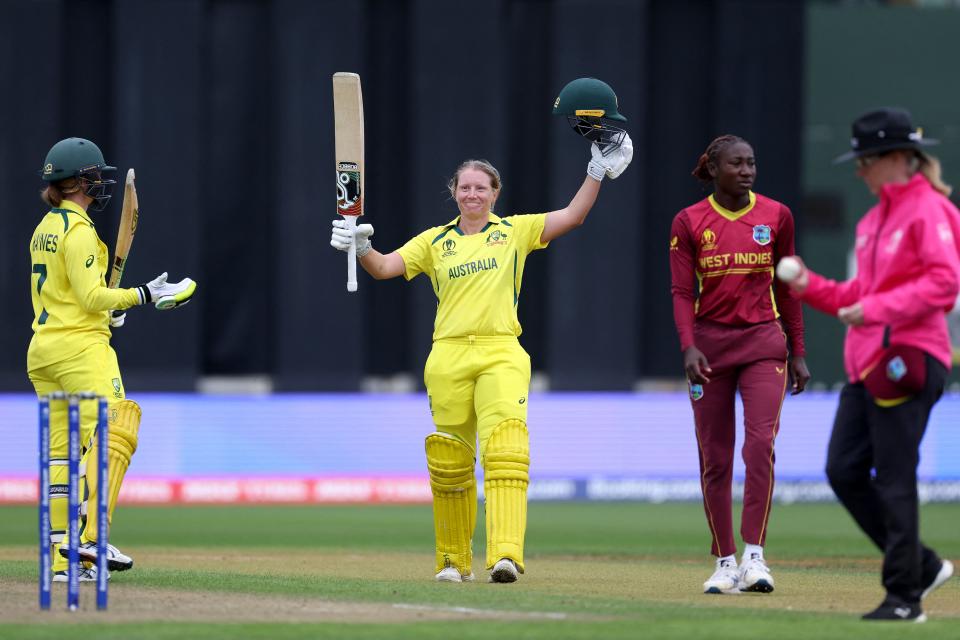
448, 257, 498, 280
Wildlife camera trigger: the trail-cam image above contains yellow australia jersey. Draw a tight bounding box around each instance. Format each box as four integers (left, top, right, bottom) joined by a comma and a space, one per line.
396, 212, 548, 340
28, 200, 141, 370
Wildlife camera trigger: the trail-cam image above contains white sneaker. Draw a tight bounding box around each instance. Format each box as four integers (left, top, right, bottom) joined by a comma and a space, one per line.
489, 558, 519, 583
922, 559, 954, 600
704, 558, 739, 594
60, 541, 133, 572
52, 564, 110, 583
739, 553, 774, 593
434, 566, 475, 583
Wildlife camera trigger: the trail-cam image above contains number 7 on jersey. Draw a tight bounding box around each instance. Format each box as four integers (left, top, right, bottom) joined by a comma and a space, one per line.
333, 72, 364, 292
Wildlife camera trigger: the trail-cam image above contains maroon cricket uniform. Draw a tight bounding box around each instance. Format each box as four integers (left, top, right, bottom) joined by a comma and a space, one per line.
670, 192, 805, 557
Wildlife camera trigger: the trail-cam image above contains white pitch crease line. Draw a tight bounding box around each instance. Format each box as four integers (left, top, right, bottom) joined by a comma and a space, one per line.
392, 603, 568, 619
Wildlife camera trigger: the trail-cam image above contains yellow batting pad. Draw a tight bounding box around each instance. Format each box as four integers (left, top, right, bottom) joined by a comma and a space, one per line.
483, 419, 529, 572
82, 400, 140, 545
425, 432, 477, 575
49, 461, 70, 571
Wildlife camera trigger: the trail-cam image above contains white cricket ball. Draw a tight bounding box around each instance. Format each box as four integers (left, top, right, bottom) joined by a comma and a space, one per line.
776, 257, 803, 283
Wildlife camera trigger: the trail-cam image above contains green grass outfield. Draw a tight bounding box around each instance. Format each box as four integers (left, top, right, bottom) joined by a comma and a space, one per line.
0, 502, 957, 639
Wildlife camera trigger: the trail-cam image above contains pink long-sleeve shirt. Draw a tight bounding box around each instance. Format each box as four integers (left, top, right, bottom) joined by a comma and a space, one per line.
801, 174, 960, 382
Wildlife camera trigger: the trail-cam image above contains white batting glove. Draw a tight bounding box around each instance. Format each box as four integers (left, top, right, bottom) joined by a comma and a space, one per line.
587, 146, 607, 182
587, 132, 634, 181
109, 310, 126, 328
136, 272, 197, 310
331, 219, 374, 258
605, 132, 633, 179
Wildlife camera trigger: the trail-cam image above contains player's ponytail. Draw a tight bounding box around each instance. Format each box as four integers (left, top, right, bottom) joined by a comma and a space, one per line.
914, 151, 953, 197
40, 177, 81, 208
692, 135, 747, 184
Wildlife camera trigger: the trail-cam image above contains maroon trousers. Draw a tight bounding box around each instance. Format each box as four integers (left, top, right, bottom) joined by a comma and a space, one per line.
689, 320, 789, 557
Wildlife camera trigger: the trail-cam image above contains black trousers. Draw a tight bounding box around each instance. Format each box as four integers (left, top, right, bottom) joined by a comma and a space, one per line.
825, 355, 947, 605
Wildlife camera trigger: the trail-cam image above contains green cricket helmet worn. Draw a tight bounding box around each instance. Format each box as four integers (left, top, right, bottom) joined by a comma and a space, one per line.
552, 77, 627, 155
40, 137, 117, 211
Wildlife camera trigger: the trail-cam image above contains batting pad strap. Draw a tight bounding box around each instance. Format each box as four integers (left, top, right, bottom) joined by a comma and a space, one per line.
49, 484, 69, 498
425, 432, 477, 575
483, 419, 529, 572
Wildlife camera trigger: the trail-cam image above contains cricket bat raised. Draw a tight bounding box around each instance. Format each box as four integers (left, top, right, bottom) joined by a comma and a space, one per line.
332, 72, 364, 293
108, 168, 139, 289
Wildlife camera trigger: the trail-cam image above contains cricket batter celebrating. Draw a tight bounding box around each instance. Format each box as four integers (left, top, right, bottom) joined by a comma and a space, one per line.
670, 135, 809, 594
29, 137, 196, 582
330, 79, 633, 583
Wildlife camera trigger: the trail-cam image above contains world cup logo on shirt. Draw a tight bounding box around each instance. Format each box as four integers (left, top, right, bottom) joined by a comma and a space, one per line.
701, 229, 717, 251
442, 238, 457, 257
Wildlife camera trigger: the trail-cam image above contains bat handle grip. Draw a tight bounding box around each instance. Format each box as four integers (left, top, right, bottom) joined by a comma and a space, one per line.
345, 215, 358, 292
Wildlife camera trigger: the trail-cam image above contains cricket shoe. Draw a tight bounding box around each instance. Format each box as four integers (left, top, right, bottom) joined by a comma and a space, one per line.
703, 558, 739, 594
921, 559, 954, 601
862, 599, 926, 623
53, 564, 109, 583
59, 541, 133, 572
489, 558, 519, 583
435, 567, 475, 583
739, 553, 774, 593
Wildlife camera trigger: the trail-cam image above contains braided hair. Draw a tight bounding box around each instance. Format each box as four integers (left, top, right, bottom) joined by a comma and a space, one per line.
691, 135, 749, 184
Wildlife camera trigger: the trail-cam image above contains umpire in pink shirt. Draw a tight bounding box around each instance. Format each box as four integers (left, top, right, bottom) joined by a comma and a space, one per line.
783, 108, 958, 622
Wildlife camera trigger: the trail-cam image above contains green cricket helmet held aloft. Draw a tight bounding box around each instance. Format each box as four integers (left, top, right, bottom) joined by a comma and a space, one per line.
40, 137, 117, 211
553, 77, 627, 156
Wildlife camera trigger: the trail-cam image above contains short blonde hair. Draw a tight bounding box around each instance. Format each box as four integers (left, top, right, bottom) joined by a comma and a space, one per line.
447, 159, 502, 199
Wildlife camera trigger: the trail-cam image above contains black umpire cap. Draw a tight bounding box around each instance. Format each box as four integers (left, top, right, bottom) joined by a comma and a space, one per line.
833, 107, 939, 164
